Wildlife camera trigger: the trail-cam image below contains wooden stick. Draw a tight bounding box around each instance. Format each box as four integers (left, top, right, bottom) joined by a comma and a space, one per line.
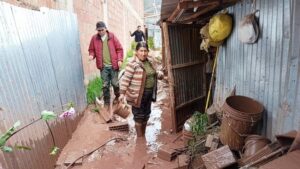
205, 47, 220, 111
243, 146, 290, 168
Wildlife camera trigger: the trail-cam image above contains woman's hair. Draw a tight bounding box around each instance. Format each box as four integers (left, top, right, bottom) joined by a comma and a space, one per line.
136, 42, 149, 51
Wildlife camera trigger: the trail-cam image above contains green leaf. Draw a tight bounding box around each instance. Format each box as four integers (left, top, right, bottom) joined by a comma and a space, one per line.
191, 112, 208, 136
14, 145, 32, 151
41, 111, 57, 121
0, 121, 21, 148
67, 102, 75, 109
1, 146, 13, 152
50, 146, 59, 155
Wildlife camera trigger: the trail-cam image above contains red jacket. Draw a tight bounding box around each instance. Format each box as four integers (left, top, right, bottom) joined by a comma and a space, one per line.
88, 31, 123, 70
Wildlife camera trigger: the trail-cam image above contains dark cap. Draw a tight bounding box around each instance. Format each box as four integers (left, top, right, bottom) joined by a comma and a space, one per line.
96, 21, 106, 30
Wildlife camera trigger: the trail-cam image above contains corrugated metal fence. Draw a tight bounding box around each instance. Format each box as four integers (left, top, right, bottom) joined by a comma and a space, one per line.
214, 0, 300, 138
0, 2, 86, 169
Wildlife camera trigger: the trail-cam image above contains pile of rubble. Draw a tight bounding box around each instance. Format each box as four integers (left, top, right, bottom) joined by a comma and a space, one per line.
156, 95, 300, 169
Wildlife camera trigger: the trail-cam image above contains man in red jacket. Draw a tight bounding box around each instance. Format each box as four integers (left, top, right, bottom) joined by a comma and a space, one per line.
88, 21, 123, 110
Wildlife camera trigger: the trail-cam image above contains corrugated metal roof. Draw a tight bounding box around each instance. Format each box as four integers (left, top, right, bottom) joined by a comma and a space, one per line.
214, 0, 300, 138
0, 2, 86, 169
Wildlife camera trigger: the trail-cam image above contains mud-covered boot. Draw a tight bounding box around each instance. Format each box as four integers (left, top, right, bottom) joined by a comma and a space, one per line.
135, 122, 143, 137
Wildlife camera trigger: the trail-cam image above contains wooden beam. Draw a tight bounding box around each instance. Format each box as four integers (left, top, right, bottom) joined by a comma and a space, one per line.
167, 4, 185, 23
175, 95, 205, 110
167, 1, 221, 23
179, 3, 219, 23
171, 61, 203, 69
179, 0, 220, 10
162, 22, 177, 132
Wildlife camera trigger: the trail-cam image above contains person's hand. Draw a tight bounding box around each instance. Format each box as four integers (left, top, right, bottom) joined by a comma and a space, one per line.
119, 94, 125, 104
88, 56, 94, 62
118, 61, 123, 68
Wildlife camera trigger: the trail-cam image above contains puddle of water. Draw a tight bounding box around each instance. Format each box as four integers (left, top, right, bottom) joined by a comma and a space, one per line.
145, 105, 162, 153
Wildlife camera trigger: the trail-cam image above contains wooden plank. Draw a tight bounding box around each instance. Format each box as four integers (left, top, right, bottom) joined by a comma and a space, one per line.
179, 0, 219, 10
180, 3, 219, 23
175, 95, 205, 110
171, 61, 203, 69
161, 24, 166, 67
162, 22, 177, 132
167, 4, 185, 23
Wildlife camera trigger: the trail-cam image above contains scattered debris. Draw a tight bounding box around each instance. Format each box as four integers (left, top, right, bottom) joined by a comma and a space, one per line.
259, 150, 300, 169
289, 131, 300, 152
238, 142, 282, 167
174, 154, 189, 169
202, 145, 236, 169
242, 135, 271, 158
205, 134, 220, 151
158, 145, 178, 161
108, 122, 129, 132
240, 145, 290, 168
157, 144, 186, 162
95, 98, 112, 123
275, 130, 297, 148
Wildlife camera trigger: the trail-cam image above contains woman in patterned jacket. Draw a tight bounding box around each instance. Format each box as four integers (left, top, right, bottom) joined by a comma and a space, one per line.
119, 42, 163, 137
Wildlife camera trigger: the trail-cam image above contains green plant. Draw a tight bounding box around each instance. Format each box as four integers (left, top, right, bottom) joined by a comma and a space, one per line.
121, 48, 135, 69
147, 37, 155, 50
0, 103, 75, 154
191, 112, 208, 136
131, 41, 137, 50
86, 77, 103, 104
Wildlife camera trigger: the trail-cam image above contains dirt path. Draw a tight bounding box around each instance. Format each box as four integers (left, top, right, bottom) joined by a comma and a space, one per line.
55, 80, 184, 169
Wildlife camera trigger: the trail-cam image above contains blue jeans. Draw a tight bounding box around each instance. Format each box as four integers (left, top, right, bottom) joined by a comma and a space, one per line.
101, 66, 120, 105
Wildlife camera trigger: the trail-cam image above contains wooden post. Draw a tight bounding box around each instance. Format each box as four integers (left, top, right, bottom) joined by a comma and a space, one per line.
161, 24, 166, 67
162, 22, 177, 132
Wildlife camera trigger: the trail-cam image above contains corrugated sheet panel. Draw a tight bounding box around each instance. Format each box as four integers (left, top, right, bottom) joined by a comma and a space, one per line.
214, 0, 300, 138
167, 24, 207, 131
0, 2, 86, 169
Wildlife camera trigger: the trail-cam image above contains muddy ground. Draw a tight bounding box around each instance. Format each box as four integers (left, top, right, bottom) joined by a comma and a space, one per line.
55, 79, 185, 169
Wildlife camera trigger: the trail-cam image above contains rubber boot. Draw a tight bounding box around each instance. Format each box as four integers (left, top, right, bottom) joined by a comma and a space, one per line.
135, 122, 143, 137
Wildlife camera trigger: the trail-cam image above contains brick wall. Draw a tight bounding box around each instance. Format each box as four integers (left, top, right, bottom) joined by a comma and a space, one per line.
77, 0, 144, 80
4, 0, 144, 80
74, 0, 104, 80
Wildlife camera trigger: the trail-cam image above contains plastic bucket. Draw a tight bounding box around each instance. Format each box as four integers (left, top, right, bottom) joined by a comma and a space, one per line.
220, 95, 264, 150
